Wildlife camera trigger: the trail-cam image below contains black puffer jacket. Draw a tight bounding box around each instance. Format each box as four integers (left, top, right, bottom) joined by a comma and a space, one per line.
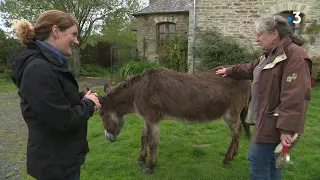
10, 41, 95, 179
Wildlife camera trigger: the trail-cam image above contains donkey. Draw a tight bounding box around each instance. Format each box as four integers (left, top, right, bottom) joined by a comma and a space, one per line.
98, 67, 251, 173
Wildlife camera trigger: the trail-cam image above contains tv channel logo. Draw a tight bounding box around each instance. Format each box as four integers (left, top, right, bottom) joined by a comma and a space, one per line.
286, 12, 301, 24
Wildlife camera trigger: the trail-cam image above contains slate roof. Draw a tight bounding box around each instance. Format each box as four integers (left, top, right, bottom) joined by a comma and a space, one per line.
132, 0, 190, 16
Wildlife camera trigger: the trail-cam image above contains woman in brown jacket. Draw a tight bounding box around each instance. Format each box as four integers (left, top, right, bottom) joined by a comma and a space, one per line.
216, 14, 313, 180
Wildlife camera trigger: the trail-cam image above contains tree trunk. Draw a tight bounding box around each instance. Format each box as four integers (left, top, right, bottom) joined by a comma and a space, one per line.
70, 46, 81, 76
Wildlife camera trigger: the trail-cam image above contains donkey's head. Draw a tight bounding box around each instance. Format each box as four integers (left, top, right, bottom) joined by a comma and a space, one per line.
98, 84, 125, 142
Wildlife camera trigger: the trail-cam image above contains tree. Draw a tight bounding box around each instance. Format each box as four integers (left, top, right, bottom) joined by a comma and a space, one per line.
85, 0, 142, 63
0, 29, 23, 74
0, 0, 140, 75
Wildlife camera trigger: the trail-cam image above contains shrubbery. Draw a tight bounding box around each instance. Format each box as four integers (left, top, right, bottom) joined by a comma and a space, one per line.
195, 29, 260, 71
119, 60, 162, 80
80, 64, 110, 77
158, 35, 188, 72
312, 56, 320, 82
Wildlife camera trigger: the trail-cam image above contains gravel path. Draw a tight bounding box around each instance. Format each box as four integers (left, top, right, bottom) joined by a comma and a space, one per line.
0, 77, 110, 179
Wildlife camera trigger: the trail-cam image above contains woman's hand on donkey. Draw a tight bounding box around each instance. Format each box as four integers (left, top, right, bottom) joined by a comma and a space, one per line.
215, 67, 228, 77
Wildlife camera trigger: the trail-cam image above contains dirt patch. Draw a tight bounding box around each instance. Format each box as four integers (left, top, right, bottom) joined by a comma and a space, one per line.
0, 92, 26, 179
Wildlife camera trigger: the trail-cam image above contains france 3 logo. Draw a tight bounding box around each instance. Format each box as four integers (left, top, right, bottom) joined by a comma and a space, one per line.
286, 12, 301, 24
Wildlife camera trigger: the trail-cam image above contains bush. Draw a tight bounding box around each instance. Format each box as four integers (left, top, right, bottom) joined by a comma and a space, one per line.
119, 60, 162, 80
80, 64, 110, 77
195, 29, 260, 71
0, 73, 12, 83
158, 35, 188, 72
0, 63, 5, 73
312, 56, 320, 82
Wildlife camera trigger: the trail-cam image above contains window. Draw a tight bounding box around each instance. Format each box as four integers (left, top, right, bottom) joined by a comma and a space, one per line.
157, 23, 176, 49
278, 11, 304, 35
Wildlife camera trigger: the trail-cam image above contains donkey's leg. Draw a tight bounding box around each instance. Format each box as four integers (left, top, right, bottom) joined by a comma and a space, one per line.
137, 123, 148, 166
233, 121, 242, 157
142, 122, 160, 174
222, 109, 242, 168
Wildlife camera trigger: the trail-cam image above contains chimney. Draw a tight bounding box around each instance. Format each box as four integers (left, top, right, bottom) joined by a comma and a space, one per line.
149, 0, 157, 5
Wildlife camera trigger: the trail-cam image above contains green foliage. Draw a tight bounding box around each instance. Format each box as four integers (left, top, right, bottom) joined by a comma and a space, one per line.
158, 35, 188, 72
304, 21, 320, 36
312, 56, 320, 82
0, 0, 142, 46
0, 73, 12, 82
80, 64, 110, 77
100, 10, 138, 48
84, 2, 141, 63
195, 29, 261, 71
119, 60, 161, 80
0, 29, 24, 74
304, 21, 320, 44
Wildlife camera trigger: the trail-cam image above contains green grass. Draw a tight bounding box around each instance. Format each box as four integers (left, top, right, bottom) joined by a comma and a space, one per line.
77, 87, 320, 180
0, 74, 17, 94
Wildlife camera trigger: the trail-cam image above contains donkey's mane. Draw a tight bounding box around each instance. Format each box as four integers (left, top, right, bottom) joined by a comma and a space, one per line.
106, 72, 144, 97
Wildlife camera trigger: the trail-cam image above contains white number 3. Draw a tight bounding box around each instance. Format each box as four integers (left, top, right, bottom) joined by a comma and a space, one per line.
293, 12, 301, 24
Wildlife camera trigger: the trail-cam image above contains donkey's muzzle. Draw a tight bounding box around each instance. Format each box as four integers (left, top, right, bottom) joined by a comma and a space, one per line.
107, 134, 116, 142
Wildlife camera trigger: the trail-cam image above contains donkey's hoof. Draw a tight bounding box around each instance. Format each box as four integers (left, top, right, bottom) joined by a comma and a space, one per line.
233, 151, 239, 157
222, 162, 230, 168
142, 167, 153, 174
136, 160, 146, 166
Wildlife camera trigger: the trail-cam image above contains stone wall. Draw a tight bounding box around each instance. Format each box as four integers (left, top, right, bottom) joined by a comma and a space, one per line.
136, 13, 189, 61
149, 0, 157, 4
188, 0, 320, 73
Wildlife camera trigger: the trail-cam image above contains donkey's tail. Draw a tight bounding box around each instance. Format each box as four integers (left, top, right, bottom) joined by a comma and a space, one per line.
240, 96, 252, 141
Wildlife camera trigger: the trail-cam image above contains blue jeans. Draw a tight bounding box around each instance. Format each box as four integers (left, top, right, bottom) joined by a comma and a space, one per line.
248, 137, 282, 180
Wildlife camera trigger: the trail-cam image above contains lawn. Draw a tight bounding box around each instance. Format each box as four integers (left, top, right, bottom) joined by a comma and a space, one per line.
77, 87, 320, 180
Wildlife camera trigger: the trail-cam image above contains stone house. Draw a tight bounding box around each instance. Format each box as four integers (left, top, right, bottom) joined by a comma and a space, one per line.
133, 0, 320, 73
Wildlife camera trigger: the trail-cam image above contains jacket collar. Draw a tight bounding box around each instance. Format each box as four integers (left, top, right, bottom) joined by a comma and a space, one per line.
27, 40, 75, 75
262, 37, 292, 70
266, 37, 292, 58
35, 40, 69, 65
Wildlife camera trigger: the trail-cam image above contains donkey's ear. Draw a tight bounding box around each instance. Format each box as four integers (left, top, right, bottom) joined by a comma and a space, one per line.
104, 83, 111, 94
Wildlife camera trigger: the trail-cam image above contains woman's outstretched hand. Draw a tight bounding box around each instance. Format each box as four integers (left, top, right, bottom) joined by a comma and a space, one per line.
215, 67, 228, 77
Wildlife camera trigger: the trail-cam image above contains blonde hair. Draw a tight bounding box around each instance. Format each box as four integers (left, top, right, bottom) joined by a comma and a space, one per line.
12, 20, 35, 45
12, 10, 77, 45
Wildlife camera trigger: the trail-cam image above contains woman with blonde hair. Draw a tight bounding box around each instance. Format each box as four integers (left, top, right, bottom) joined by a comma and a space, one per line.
216, 14, 313, 180
10, 10, 101, 180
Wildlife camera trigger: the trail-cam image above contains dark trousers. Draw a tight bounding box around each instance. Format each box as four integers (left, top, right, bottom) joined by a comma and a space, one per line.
64, 168, 80, 180
38, 168, 80, 180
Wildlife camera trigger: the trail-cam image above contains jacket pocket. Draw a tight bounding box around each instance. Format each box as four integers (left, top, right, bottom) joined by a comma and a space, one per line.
260, 113, 280, 140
